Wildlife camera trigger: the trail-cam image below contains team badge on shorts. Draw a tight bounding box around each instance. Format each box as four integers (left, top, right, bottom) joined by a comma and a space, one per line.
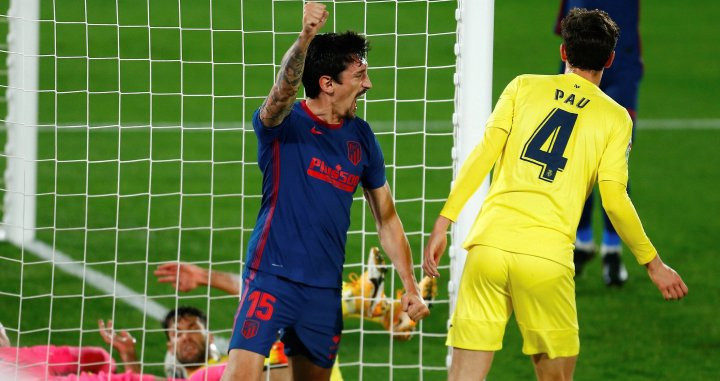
327, 334, 341, 359
347, 141, 361, 166
242, 319, 260, 339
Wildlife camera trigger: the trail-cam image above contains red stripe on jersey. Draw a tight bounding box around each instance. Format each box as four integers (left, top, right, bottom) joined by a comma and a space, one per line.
229, 139, 281, 342
229, 274, 254, 344
252, 139, 281, 269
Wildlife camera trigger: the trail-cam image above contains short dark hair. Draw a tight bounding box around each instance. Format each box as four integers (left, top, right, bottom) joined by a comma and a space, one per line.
162, 306, 207, 339
561, 8, 620, 71
302, 31, 369, 99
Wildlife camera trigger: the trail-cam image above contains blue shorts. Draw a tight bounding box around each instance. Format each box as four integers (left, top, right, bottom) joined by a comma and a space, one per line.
229, 270, 343, 368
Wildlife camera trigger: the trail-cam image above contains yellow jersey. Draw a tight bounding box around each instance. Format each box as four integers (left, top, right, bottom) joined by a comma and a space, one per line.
441, 73, 639, 267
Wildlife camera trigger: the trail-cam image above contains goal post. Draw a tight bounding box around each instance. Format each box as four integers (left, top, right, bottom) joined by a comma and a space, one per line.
448, 0, 494, 367
2, 0, 39, 244
0, 0, 494, 379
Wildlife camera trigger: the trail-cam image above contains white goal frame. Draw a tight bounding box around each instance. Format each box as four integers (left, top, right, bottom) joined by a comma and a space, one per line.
2, 0, 39, 245
447, 0, 494, 367
1, 0, 495, 373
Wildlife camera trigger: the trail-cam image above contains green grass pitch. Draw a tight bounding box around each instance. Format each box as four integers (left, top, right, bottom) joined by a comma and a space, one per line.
0, 0, 719, 380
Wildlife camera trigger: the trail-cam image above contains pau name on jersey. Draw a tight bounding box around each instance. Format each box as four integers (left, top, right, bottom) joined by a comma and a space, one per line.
554, 89, 591, 109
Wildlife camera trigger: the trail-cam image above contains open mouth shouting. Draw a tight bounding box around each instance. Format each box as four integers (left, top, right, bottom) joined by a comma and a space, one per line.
353, 89, 368, 112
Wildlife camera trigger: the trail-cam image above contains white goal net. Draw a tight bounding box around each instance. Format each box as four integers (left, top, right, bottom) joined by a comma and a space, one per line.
0, 0, 464, 380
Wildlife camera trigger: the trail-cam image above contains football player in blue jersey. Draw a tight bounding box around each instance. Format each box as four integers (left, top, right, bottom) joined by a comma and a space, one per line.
555, 0, 644, 286
220, 3, 429, 381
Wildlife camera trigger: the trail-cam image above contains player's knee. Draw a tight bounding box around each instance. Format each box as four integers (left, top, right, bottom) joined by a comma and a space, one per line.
221, 349, 266, 381
288, 355, 333, 381
531, 354, 576, 381
534, 370, 572, 381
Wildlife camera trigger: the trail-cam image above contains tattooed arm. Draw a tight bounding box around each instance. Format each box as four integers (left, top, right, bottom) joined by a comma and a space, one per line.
258, 2, 328, 128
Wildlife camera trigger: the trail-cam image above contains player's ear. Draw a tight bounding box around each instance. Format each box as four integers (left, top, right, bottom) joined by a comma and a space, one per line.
318, 75, 334, 95
604, 51, 615, 69
559, 44, 567, 62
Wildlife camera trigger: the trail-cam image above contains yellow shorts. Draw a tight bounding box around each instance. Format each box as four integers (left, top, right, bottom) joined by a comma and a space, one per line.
447, 245, 579, 359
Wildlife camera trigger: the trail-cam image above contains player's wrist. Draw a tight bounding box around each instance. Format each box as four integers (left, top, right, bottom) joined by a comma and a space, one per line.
434, 215, 452, 233
644, 254, 662, 271
119, 348, 138, 363
298, 31, 315, 45
402, 280, 422, 297
123, 361, 141, 374
197, 266, 210, 286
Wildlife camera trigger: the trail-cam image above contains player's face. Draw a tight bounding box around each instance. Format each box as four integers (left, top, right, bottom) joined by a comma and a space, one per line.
335, 57, 372, 119
166, 316, 208, 364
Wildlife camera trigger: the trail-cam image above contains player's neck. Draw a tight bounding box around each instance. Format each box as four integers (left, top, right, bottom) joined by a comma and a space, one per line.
565, 65, 603, 86
304, 97, 343, 125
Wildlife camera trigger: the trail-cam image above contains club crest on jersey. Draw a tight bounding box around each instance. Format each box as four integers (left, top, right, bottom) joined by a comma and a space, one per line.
241, 319, 259, 339
347, 141, 362, 166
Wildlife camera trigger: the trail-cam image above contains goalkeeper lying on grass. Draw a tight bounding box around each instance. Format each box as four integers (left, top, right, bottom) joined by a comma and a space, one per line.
154, 247, 437, 342
0, 310, 238, 381
91, 247, 436, 381
0, 307, 292, 381
0, 249, 435, 380
1, 321, 153, 381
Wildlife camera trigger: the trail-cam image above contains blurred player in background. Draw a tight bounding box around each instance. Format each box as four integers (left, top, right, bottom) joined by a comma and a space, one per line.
220, 3, 428, 380
555, 0, 644, 286
424, 8, 687, 381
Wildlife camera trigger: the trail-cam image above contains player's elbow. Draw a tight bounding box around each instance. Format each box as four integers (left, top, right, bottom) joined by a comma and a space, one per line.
600, 192, 620, 216
601, 201, 624, 224
376, 214, 403, 239
598, 181, 627, 219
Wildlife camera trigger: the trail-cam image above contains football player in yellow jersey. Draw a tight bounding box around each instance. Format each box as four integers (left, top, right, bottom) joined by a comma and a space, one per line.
423, 8, 687, 381
555, 0, 645, 287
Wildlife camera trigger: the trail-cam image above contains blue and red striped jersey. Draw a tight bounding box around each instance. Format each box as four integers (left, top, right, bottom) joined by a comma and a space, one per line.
244, 101, 386, 288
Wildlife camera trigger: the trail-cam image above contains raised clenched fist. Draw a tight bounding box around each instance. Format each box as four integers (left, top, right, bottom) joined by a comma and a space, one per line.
302, 2, 329, 38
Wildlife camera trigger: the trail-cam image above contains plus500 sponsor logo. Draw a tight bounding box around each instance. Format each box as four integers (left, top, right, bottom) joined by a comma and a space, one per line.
306, 157, 360, 192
